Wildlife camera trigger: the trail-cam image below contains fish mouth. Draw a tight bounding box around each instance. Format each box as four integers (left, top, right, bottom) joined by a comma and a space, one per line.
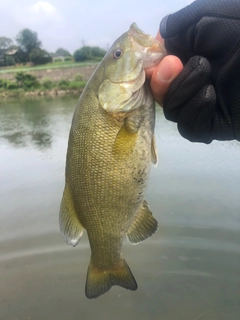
129, 23, 166, 69
129, 23, 155, 47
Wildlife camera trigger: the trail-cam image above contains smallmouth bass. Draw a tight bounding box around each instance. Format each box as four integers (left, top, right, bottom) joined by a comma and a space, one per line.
59, 23, 166, 299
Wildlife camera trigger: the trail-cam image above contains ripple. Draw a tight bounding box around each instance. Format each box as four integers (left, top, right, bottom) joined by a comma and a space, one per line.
0, 232, 89, 262
157, 236, 240, 253
163, 269, 212, 278
1, 244, 68, 262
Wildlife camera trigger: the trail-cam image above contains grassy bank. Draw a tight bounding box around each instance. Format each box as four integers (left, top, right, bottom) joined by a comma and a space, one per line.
0, 71, 87, 98
0, 60, 98, 74
0, 61, 99, 98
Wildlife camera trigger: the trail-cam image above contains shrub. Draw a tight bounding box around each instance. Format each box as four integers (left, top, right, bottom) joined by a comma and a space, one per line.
53, 58, 63, 63
74, 74, 83, 81
0, 79, 7, 88
41, 77, 54, 89
15, 72, 39, 90
64, 56, 72, 61
5, 81, 18, 90
58, 79, 69, 90
15, 71, 25, 86
0, 79, 18, 90
23, 75, 39, 90
68, 80, 86, 90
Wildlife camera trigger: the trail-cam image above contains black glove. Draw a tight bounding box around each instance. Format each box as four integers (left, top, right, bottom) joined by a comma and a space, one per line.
160, 0, 240, 143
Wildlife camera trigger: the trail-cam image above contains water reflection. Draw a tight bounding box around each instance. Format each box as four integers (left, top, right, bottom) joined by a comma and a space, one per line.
0, 97, 240, 320
0, 96, 77, 149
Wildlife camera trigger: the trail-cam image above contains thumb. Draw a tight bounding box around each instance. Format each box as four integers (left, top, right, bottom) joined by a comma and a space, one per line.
149, 55, 183, 105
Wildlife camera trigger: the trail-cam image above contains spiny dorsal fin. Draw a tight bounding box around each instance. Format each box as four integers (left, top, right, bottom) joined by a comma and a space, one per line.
126, 200, 158, 245
59, 184, 84, 247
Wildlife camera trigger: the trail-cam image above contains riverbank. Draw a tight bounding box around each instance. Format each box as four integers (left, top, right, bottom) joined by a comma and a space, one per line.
0, 62, 97, 98
0, 63, 97, 81
0, 88, 84, 98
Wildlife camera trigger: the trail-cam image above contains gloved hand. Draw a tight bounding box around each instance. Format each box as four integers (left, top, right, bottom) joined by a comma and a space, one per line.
160, 0, 240, 143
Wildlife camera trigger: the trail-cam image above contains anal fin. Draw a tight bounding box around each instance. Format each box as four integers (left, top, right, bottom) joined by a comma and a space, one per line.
59, 183, 84, 247
126, 200, 158, 245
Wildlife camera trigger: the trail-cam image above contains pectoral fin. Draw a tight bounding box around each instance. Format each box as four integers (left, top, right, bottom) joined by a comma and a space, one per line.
126, 200, 158, 245
124, 108, 143, 134
112, 124, 137, 159
59, 183, 84, 247
151, 135, 158, 165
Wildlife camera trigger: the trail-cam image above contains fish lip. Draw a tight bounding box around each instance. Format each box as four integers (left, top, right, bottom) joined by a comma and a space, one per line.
129, 24, 166, 69
143, 53, 165, 69
129, 22, 155, 47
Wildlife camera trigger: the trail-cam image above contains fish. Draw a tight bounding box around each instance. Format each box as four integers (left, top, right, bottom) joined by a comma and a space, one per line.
59, 23, 166, 299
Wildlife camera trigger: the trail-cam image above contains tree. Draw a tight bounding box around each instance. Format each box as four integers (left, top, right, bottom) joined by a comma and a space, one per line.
0, 37, 13, 51
55, 48, 71, 57
0, 37, 14, 66
15, 48, 28, 64
5, 55, 15, 66
29, 48, 52, 65
74, 46, 91, 62
16, 29, 41, 61
73, 46, 106, 62
91, 46, 106, 58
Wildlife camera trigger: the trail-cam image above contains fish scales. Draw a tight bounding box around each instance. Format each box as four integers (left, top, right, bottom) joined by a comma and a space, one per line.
59, 23, 166, 299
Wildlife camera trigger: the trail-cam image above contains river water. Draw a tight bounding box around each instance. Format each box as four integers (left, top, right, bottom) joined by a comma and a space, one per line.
0, 96, 239, 320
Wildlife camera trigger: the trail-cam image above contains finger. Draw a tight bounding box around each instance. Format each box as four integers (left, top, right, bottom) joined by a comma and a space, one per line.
160, 0, 209, 38
149, 55, 183, 105
160, 0, 237, 38
177, 84, 216, 143
164, 56, 212, 121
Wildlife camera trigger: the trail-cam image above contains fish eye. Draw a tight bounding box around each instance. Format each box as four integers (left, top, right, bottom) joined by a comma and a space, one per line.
112, 48, 123, 59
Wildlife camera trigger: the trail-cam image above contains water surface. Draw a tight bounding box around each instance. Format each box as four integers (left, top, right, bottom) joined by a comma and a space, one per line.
0, 96, 240, 320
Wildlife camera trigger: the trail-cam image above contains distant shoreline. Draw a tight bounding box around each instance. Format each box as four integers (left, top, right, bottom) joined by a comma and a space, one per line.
0, 63, 97, 99
0, 88, 84, 99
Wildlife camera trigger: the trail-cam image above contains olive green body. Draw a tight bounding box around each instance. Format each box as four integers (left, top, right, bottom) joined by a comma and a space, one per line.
59, 22, 164, 299
66, 63, 155, 267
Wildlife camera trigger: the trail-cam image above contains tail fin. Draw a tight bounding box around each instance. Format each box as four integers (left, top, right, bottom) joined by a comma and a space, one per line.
85, 258, 138, 299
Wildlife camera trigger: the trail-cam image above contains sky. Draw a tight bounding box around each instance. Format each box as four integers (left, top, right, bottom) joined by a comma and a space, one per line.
0, 0, 191, 54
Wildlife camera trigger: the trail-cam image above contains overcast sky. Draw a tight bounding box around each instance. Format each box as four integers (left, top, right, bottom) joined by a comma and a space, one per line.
0, 0, 191, 54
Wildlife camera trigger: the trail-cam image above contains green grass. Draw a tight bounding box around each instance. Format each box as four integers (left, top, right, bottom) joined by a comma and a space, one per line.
0, 60, 98, 74
0, 70, 88, 98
